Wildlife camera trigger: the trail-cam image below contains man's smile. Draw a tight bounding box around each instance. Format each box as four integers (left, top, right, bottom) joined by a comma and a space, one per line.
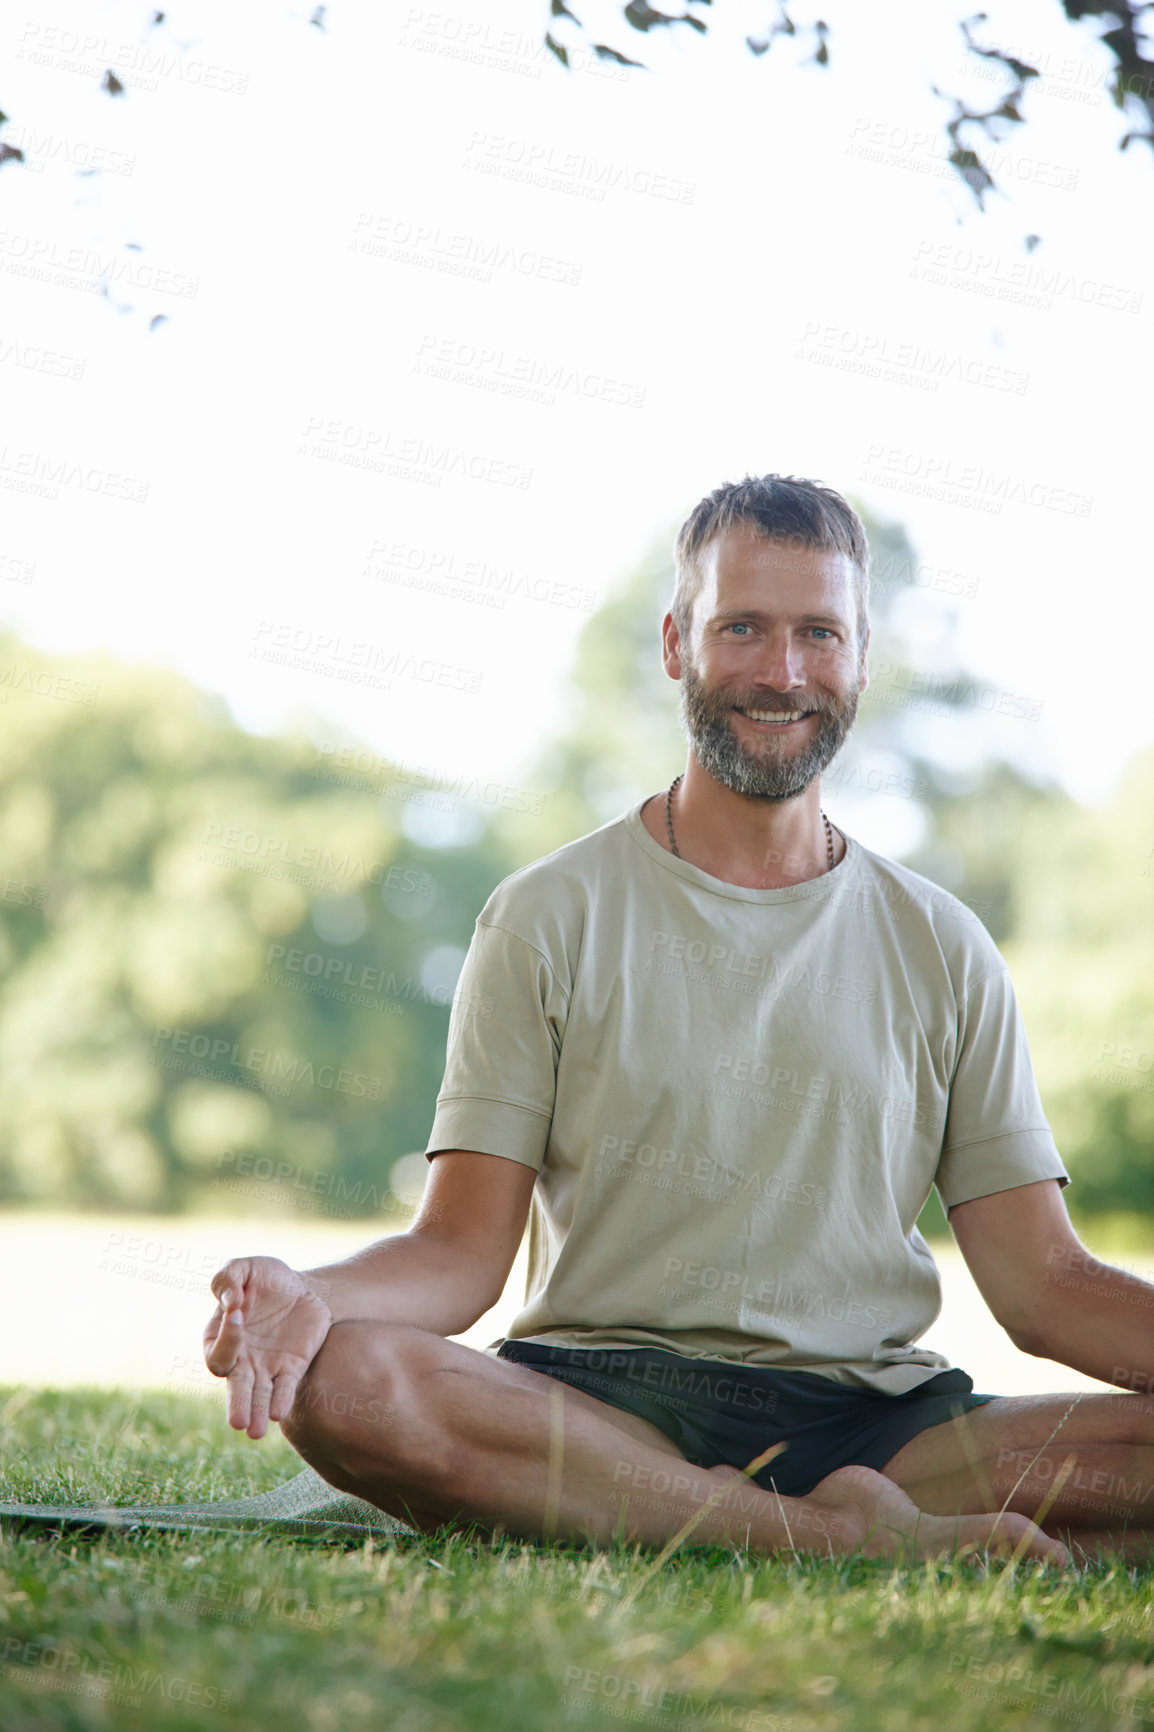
733, 707, 814, 730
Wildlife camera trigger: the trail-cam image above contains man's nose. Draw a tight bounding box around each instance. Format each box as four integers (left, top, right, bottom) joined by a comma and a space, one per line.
751, 631, 807, 689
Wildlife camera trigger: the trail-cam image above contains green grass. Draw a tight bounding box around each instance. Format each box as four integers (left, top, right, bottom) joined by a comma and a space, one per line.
3, 1389, 1154, 1732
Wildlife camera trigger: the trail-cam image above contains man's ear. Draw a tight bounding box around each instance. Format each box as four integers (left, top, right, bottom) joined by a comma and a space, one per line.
662, 612, 684, 680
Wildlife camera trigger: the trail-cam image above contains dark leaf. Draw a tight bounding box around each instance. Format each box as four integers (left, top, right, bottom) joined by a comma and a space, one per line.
1101, 25, 1132, 59
971, 45, 1039, 80
151, 9, 165, 21
625, 0, 668, 32
959, 16, 1039, 86
551, 0, 581, 18
684, 13, 707, 30
545, 30, 570, 65
0, 142, 24, 169
150, 314, 170, 331
102, 69, 126, 96
623, 0, 710, 31
949, 145, 994, 201
593, 41, 644, 64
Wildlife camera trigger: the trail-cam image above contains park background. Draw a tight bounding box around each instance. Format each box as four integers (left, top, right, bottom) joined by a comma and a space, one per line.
2, 0, 1154, 1419
5, 5, 1154, 1729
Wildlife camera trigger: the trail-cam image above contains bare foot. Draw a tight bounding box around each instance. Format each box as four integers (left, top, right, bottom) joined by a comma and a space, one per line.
804, 1464, 1070, 1568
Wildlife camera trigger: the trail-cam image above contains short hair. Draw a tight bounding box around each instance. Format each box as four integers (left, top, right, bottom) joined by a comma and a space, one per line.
671, 473, 870, 652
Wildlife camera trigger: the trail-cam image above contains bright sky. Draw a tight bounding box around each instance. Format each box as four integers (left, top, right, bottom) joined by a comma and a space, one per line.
2, 0, 1152, 818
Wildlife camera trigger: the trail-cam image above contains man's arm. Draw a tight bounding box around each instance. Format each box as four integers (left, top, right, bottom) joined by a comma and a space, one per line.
948, 1177, 1154, 1390
204, 1151, 537, 1437
299, 1150, 537, 1331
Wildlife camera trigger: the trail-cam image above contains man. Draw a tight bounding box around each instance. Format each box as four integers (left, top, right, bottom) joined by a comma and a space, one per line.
205, 474, 1154, 1568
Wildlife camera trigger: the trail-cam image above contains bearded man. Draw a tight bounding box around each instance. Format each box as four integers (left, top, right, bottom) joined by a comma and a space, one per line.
205, 474, 1154, 1568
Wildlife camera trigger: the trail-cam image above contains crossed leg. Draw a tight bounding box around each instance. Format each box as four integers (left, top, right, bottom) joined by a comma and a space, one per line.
285, 1321, 705, 1541
879, 1389, 1154, 1565
280, 1322, 1065, 1563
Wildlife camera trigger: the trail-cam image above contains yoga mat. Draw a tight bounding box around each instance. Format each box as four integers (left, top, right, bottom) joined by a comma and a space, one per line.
0, 1465, 417, 1540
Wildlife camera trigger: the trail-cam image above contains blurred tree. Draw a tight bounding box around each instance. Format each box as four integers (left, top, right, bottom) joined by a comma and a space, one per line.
999, 750, 1154, 1226
902, 746, 1154, 1238
0, 636, 519, 1214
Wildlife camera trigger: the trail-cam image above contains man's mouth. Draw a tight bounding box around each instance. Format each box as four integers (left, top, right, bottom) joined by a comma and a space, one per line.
734, 707, 813, 729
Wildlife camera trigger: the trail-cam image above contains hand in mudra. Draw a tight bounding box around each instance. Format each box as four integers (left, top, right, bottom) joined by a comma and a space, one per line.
203, 1256, 332, 1440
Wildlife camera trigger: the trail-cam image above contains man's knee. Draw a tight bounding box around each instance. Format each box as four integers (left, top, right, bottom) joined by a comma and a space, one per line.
1112, 1391, 1154, 1443
282, 1320, 407, 1466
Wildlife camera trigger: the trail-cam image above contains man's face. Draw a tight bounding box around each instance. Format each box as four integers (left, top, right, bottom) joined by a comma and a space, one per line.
667, 527, 868, 802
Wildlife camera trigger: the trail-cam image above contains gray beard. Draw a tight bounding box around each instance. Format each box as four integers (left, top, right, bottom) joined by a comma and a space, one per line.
677, 659, 860, 801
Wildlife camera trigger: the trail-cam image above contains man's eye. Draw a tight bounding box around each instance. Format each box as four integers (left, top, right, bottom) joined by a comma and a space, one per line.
724, 624, 835, 639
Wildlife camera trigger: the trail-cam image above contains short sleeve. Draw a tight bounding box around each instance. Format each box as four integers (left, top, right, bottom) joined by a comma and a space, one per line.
933, 965, 1071, 1210
423, 920, 569, 1173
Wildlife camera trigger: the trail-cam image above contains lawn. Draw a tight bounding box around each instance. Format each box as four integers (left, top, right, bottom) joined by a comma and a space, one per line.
2, 1387, 1154, 1732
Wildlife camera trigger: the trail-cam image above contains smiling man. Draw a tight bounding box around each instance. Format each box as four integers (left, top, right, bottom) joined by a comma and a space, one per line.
206, 474, 1154, 1568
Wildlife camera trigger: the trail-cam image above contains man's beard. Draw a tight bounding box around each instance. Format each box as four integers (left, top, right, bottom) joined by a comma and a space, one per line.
677, 658, 860, 801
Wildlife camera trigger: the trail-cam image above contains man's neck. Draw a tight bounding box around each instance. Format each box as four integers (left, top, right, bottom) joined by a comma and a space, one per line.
640, 767, 843, 890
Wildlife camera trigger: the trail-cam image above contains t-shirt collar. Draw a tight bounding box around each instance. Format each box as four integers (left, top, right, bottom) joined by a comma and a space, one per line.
624, 799, 859, 905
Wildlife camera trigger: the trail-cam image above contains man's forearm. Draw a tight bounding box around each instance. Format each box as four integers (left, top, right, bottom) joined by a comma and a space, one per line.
1030, 1247, 1154, 1390
298, 1230, 499, 1338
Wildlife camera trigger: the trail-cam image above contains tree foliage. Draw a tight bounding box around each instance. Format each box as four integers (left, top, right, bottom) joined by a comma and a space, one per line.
998, 751, 1154, 1222
0, 639, 517, 1214
544, 0, 1154, 208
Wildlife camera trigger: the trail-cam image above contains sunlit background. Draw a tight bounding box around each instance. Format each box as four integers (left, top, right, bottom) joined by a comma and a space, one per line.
1, 0, 1152, 1399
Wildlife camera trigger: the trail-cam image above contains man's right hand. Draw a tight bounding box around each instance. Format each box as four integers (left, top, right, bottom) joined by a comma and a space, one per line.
203, 1256, 333, 1440
805, 1463, 1070, 1568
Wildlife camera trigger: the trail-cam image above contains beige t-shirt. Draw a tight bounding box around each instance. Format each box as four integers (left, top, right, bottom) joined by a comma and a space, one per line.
425, 800, 1069, 1395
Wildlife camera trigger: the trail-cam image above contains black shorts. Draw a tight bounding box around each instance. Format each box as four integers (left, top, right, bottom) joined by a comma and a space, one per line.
496, 1340, 998, 1498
